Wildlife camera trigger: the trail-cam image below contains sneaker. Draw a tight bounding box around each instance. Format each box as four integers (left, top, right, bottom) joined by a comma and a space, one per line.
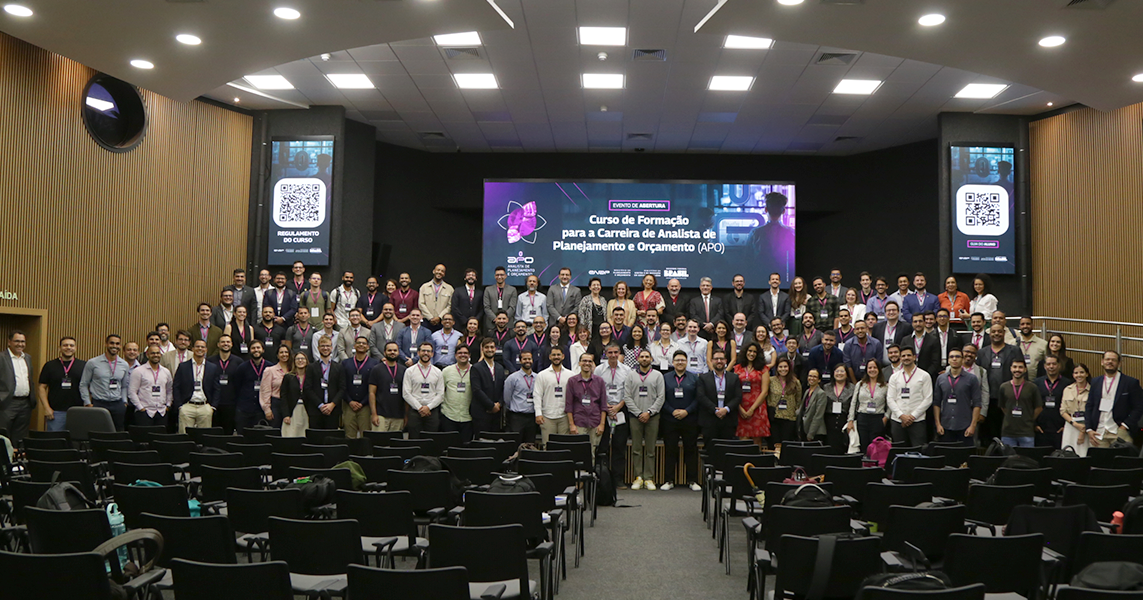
689, 482, 702, 492
631, 477, 643, 490
645, 481, 657, 491
660, 482, 673, 491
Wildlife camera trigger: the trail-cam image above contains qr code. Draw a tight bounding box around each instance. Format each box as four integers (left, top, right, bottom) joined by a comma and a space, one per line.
963, 191, 1001, 226
955, 184, 1009, 236
273, 178, 327, 228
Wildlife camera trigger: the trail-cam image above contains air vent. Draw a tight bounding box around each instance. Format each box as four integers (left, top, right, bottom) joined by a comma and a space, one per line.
834, 136, 862, 142
626, 132, 654, 141
444, 47, 482, 60
632, 49, 667, 61
817, 52, 858, 65
418, 132, 448, 140
1064, 0, 1114, 8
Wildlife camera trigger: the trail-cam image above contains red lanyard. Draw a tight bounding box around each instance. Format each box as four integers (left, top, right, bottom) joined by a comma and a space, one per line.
1013, 380, 1025, 400
62, 358, 75, 377
151, 365, 162, 385
1104, 374, 1117, 395
252, 359, 265, 379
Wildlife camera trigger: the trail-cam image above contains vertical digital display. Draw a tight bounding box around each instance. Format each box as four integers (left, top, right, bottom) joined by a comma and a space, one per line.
267, 138, 334, 266
950, 145, 1015, 274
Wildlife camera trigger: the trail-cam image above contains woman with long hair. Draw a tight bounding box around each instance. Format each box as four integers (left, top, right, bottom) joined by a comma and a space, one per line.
846, 358, 888, 451
707, 320, 736, 370
279, 351, 310, 437
577, 278, 607, 338
735, 342, 771, 447
633, 274, 664, 323
589, 321, 614, 366
563, 312, 581, 345
767, 357, 801, 448
823, 363, 855, 453
968, 273, 998, 321
1038, 333, 1075, 377
224, 305, 255, 359
653, 322, 675, 372
461, 317, 483, 358
259, 344, 293, 428
607, 280, 637, 328
539, 325, 569, 370
787, 276, 809, 337
800, 369, 828, 442
623, 324, 648, 368
1060, 363, 1091, 456
842, 288, 867, 324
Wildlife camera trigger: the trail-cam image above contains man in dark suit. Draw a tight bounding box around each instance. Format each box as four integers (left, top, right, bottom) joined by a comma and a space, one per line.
210, 289, 238, 330
451, 268, 484, 326
661, 278, 689, 326
470, 338, 507, 434
932, 308, 965, 373
757, 273, 790, 332
687, 277, 724, 340
696, 347, 742, 443
304, 334, 345, 430
0, 330, 34, 443
723, 274, 755, 329
545, 267, 582, 330
1084, 350, 1143, 448
903, 314, 942, 382
264, 272, 298, 327
223, 268, 257, 316
172, 339, 221, 433
872, 301, 910, 361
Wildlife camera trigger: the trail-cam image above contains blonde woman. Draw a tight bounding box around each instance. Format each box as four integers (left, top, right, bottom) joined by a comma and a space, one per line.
607, 280, 637, 328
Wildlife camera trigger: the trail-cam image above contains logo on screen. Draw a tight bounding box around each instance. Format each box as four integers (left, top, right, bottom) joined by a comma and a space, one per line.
664, 267, 689, 278
955, 185, 1009, 236
497, 201, 547, 244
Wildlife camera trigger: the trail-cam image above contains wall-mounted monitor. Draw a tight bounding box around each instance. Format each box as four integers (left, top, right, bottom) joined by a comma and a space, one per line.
267, 137, 334, 266
950, 145, 1015, 274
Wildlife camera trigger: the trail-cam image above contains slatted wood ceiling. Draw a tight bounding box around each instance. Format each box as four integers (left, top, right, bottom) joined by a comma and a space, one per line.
1029, 103, 1143, 368
0, 32, 252, 360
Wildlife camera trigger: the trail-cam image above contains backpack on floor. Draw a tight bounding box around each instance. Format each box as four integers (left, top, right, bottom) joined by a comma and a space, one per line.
1120, 496, 1143, 535
891, 452, 925, 480
595, 461, 616, 507
285, 475, 337, 508
985, 437, 1015, 457
1071, 562, 1143, 591
781, 483, 833, 507
865, 437, 892, 468
488, 474, 537, 494
402, 455, 444, 472
1049, 446, 1079, 459
860, 571, 953, 595
36, 472, 94, 511
985, 454, 1042, 484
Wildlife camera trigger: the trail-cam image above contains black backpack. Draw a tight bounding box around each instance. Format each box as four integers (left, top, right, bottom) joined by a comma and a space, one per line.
781, 483, 833, 507
860, 571, 953, 595
985, 437, 1016, 457
285, 475, 337, 508
403, 455, 444, 472
985, 454, 1042, 484
1071, 562, 1143, 591
891, 452, 925, 480
1049, 446, 1079, 459
594, 461, 616, 507
36, 480, 95, 511
1120, 496, 1143, 535
488, 474, 537, 494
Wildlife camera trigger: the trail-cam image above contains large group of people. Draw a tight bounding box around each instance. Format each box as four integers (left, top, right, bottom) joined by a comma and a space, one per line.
3, 262, 1141, 491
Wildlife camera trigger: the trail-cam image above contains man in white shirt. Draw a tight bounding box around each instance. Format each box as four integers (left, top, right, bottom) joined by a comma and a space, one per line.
329, 271, 361, 331
672, 320, 709, 375
596, 343, 633, 489
887, 273, 912, 311
155, 323, 176, 355
252, 269, 274, 317
401, 341, 444, 436
886, 346, 933, 446
313, 313, 342, 362
128, 344, 173, 427
533, 346, 571, 445
1, 331, 34, 443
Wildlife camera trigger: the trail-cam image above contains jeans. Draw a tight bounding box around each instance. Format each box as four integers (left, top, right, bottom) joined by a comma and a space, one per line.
45, 411, 68, 432
1002, 436, 1035, 448
890, 419, 928, 447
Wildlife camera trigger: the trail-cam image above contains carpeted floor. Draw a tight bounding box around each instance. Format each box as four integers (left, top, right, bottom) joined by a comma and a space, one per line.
556, 487, 753, 600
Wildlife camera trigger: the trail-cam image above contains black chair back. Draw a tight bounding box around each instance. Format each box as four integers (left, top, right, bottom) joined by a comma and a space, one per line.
464, 491, 547, 541
966, 455, 1008, 481
268, 516, 363, 575
346, 565, 469, 600
200, 465, 263, 502
126, 426, 165, 447
26, 460, 96, 498
964, 484, 1034, 527
763, 505, 851, 550
469, 439, 517, 464
992, 467, 1054, 497
0, 550, 111, 600
391, 438, 433, 454
304, 428, 344, 444
808, 453, 862, 477
105, 449, 161, 465
386, 469, 456, 511
171, 558, 294, 600
773, 535, 882, 600
90, 438, 135, 463
422, 431, 460, 456
22, 437, 70, 451
351, 455, 406, 484
428, 524, 530, 593
859, 584, 986, 600
442, 456, 497, 486
300, 443, 350, 467
25, 507, 112, 554
288, 467, 353, 490
28, 430, 72, 441
1062, 483, 1133, 521
266, 435, 307, 455
200, 434, 244, 451
188, 451, 243, 478
891, 454, 946, 482
943, 533, 1044, 597
863, 482, 934, 524
912, 467, 971, 503
1012, 445, 1053, 464
362, 430, 403, 449
226, 488, 304, 535
1087, 467, 1143, 494
882, 504, 966, 564
779, 443, 837, 468
373, 445, 419, 461
185, 427, 223, 445
110, 462, 177, 486
335, 490, 418, 540
152, 440, 196, 466
446, 446, 496, 459
270, 452, 323, 481
111, 483, 190, 528
137, 513, 237, 566
26, 448, 81, 462
226, 443, 274, 468
823, 466, 884, 503
762, 481, 836, 514
1073, 533, 1143, 575
478, 430, 521, 444
923, 443, 975, 468
1044, 456, 1093, 484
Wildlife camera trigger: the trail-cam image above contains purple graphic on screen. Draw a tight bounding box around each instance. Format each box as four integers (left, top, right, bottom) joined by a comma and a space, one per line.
496, 199, 547, 244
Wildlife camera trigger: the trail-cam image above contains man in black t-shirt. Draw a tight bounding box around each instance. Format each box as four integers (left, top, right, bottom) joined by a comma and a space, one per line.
368, 341, 407, 432
37, 336, 86, 431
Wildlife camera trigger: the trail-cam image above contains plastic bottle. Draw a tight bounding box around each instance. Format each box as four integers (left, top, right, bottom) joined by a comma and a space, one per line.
106, 503, 128, 573
1111, 511, 1125, 533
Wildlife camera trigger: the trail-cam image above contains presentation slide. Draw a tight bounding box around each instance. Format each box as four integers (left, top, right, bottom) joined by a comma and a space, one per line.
950, 145, 1015, 275
482, 180, 796, 286
267, 137, 334, 266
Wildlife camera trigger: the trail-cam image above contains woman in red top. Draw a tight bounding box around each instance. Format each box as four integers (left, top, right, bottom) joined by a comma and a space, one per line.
735, 342, 771, 446
633, 274, 664, 323
940, 276, 971, 322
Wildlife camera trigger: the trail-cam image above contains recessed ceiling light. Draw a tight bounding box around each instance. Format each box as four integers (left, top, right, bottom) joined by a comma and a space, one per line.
85, 97, 114, 112
709, 75, 755, 91
175, 34, 201, 45
918, 14, 945, 26
130, 59, 154, 69
777, 0, 804, 5
326, 74, 374, 89
724, 35, 773, 49
3, 4, 33, 17
1046, 102, 1053, 106
582, 73, 624, 89
244, 74, 294, 90
434, 31, 482, 46
234, 97, 241, 103
454, 73, 499, 89
273, 7, 300, 20
954, 83, 1008, 99
1132, 73, 1143, 83
578, 27, 626, 46
1038, 35, 1065, 47
833, 79, 881, 95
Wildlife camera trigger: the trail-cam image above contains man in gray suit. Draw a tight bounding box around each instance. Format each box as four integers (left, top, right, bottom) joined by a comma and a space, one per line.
0, 330, 35, 443
223, 268, 257, 316
546, 267, 582, 329
483, 265, 518, 333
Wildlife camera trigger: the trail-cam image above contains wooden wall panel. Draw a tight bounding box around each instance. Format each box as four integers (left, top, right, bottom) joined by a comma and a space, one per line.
0, 32, 252, 361
1029, 103, 1143, 368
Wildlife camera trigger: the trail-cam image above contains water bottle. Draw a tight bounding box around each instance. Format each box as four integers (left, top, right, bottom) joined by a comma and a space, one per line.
106, 503, 128, 573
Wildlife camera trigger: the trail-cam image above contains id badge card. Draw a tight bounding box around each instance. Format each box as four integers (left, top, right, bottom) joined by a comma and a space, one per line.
674, 387, 683, 399
1073, 412, 1085, 423
320, 380, 328, 390
659, 360, 669, 370
495, 348, 503, 356
388, 382, 398, 394
639, 385, 648, 397
151, 385, 162, 398
265, 338, 274, 348
239, 343, 249, 354
688, 355, 698, 367
366, 308, 375, 318
947, 394, 957, 405
900, 386, 910, 400
526, 391, 534, 403
581, 395, 591, 405
456, 381, 466, 393
838, 341, 846, 351
607, 384, 620, 400
420, 382, 430, 394
820, 309, 829, 319
1024, 354, 1031, 363
60, 378, 72, 390
821, 371, 832, 382
353, 374, 363, 386
1011, 405, 1023, 418
193, 380, 202, 391
399, 304, 407, 313
866, 401, 877, 413
219, 373, 229, 386
778, 399, 788, 410
300, 343, 309, 352
253, 381, 261, 391
109, 379, 120, 391
1045, 397, 1056, 408
991, 356, 1002, 368
553, 385, 564, 398
344, 302, 353, 310
831, 401, 842, 414
410, 346, 417, 355
497, 299, 503, 309
717, 391, 725, 409
515, 355, 521, 365
742, 381, 751, 393
440, 347, 449, 355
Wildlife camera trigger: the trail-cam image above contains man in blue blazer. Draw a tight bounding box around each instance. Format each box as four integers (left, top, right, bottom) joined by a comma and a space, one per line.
172, 339, 221, 433
900, 272, 940, 323
1084, 350, 1143, 448
263, 272, 298, 327
397, 309, 433, 366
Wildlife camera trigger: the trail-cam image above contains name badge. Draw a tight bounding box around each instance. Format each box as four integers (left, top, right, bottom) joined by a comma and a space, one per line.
321, 380, 328, 390
674, 387, 683, 398
991, 356, 1002, 368
344, 303, 353, 310
193, 380, 202, 391
497, 299, 503, 309
240, 343, 249, 354
60, 378, 72, 390
659, 360, 669, 370
366, 308, 375, 318
900, 387, 910, 399
1045, 398, 1056, 408
420, 382, 430, 394
399, 304, 407, 312
1012, 405, 1023, 418
300, 343, 309, 351
353, 374, 363, 386
838, 341, 846, 351
253, 382, 261, 391
801, 350, 810, 358
717, 391, 725, 409
109, 379, 120, 391
265, 339, 274, 348
389, 383, 398, 394
639, 385, 648, 397
820, 310, 829, 319
495, 348, 503, 356
1073, 412, 1085, 423
831, 401, 842, 414
821, 371, 832, 382
689, 356, 698, 366
581, 395, 591, 405
553, 385, 564, 397
219, 374, 229, 386
410, 346, 417, 355
742, 382, 751, 393
866, 401, 877, 413
607, 384, 620, 399
1024, 354, 1031, 363
947, 395, 957, 405
778, 399, 788, 410
456, 381, 466, 393
151, 385, 162, 398
440, 346, 450, 355
526, 391, 534, 402
515, 355, 521, 364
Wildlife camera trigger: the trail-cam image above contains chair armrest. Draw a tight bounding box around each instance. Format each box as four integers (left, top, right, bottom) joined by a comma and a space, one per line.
742, 516, 761, 533
1042, 546, 1063, 565
904, 541, 930, 569
480, 583, 507, 600
361, 482, 387, 492
533, 541, 554, 557
122, 568, 168, 596
371, 537, 399, 553
881, 551, 905, 570
200, 500, 225, 515
834, 494, 859, 507
851, 520, 871, 536
1032, 495, 1052, 506
968, 478, 985, 485
756, 549, 772, 572
548, 508, 564, 522
448, 506, 465, 525
965, 519, 995, 536
426, 507, 447, 522
931, 496, 955, 505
